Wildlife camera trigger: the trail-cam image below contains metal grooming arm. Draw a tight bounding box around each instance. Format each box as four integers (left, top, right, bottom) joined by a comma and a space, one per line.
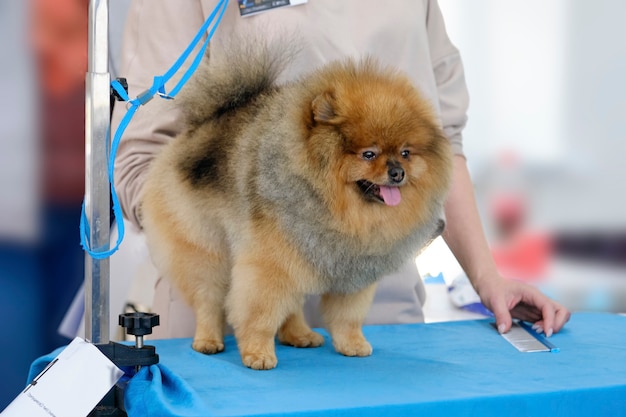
85, 0, 111, 344
85, 2, 160, 415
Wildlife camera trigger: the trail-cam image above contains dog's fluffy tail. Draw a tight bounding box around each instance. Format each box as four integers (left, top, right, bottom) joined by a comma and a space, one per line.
179, 30, 299, 128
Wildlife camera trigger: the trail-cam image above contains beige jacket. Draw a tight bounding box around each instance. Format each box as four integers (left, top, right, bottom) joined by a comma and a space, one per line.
111, 0, 469, 335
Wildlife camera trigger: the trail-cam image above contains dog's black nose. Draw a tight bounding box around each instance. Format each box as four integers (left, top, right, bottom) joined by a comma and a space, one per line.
388, 166, 405, 183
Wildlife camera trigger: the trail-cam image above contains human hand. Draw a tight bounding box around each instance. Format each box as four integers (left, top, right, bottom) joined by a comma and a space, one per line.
476, 275, 571, 337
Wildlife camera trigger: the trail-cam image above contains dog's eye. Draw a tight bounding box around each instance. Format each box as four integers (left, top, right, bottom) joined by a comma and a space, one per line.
362, 150, 377, 161
401, 150, 410, 159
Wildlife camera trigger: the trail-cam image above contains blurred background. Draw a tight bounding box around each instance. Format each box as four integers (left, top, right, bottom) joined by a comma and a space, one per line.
0, 0, 130, 407
426, 0, 626, 322
0, 0, 624, 409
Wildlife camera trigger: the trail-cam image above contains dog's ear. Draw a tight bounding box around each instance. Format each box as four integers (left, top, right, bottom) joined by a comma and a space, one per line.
311, 90, 343, 125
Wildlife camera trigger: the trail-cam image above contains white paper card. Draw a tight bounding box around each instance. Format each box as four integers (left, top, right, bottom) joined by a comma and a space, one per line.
1, 337, 124, 417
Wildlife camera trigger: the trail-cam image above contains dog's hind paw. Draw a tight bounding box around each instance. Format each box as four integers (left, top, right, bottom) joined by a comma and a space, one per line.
333, 337, 373, 357
241, 352, 278, 370
278, 329, 325, 348
192, 338, 225, 354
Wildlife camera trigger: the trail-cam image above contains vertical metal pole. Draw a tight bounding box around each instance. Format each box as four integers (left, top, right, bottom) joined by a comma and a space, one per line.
84, 0, 110, 344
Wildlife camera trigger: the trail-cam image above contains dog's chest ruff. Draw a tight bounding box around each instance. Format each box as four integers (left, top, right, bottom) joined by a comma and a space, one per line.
255, 145, 441, 294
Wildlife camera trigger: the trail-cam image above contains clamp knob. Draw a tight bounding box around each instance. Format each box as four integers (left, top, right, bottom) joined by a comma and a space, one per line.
119, 312, 160, 348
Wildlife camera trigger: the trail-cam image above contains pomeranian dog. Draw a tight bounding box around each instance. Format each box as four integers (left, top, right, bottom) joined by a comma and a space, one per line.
141, 36, 452, 370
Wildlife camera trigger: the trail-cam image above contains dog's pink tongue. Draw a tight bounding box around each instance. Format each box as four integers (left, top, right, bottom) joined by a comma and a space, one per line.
379, 186, 401, 206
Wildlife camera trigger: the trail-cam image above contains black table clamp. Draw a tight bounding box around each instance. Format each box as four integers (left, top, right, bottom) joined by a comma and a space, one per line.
89, 312, 160, 417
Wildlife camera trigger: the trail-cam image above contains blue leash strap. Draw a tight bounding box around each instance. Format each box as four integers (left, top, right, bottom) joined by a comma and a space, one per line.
81, 0, 229, 259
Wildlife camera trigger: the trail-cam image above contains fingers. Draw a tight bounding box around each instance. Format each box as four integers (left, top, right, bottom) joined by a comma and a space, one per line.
489, 282, 571, 337
553, 304, 571, 332
540, 303, 557, 337
533, 303, 570, 335
489, 296, 513, 334
478, 277, 572, 337
530, 289, 574, 336
510, 290, 556, 337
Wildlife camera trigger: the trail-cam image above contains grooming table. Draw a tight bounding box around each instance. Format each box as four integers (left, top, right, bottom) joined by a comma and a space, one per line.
25, 312, 626, 416
114, 312, 626, 417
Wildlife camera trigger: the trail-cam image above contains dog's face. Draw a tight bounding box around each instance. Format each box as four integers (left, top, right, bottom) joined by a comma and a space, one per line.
307, 66, 451, 217
352, 146, 418, 207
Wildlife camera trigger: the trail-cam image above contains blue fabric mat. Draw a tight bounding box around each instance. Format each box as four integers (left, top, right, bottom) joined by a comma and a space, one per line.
28, 312, 626, 416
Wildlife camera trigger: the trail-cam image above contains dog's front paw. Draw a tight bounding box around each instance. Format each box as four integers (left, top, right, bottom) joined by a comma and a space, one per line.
333, 336, 373, 357
192, 338, 225, 354
241, 351, 278, 370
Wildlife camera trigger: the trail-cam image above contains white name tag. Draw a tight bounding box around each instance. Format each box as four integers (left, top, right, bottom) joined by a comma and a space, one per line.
1, 338, 124, 417
238, 0, 308, 17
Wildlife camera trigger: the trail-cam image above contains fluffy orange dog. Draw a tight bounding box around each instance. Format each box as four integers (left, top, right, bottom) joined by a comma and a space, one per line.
141, 39, 452, 369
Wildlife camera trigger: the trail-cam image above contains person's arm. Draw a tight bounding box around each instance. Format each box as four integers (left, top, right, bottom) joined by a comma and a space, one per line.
442, 155, 571, 335
425, 0, 570, 334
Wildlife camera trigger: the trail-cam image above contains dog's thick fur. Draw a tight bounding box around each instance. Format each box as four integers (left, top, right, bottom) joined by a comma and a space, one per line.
141, 38, 452, 369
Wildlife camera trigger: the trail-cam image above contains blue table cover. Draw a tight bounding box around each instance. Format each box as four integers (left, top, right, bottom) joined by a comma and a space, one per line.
29, 312, 626, 416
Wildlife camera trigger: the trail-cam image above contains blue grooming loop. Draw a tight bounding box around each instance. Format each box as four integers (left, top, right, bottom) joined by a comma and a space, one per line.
83, 0, 229, 342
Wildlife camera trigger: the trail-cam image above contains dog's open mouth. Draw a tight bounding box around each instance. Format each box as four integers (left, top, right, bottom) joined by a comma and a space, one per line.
356, 180, 401, 206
